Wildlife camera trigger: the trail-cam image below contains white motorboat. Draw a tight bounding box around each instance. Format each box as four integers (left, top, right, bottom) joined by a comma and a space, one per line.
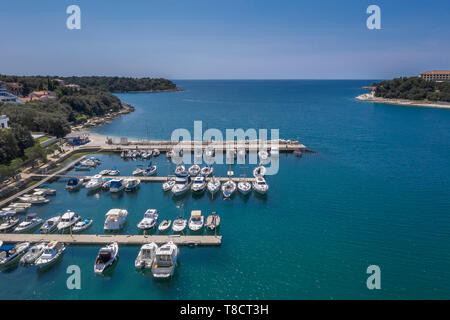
99, 169, 111, 175
104, 209, 128, 231
253, 176, 269, 195
33, 188, 56, 196
85, 174, 104, 191
205, 212, 221, 231
94, 242, 119, 274
137, 209, 158, 230
143, 163, 157, 176
172, 217, 187, 232
9, 202, 32, 212
237, 148, 246, 160
132, 168, 145, 176
253, 165, 266, 177
226, 148, 236, 162
222, 180, 237, 198
188, 210, 204, 231
207, 178, 221, 195
0, 215, 20, 232
162, 178, 175, 192
74, 165, 91, 171
237, 180, 252, 195
151, 241, 178, 279
57, 210, 80, 231
108, 168, 120, 176
200, 166, 214, 177
0, 207, 19, 217
40, 215, 61, 234
65, 177, 82, 191
102, 179, 112, 190
72, 218, 93, 233
205, 145, 215, 158
0, 242, 30, 268
35, 241, 65, 269
109, 179, 125, 193
158, 220, 171, 232
171, 175, 192, 196
153, 149, 160, 157
258, 149, 269, 163
194, 148, 203, 160
124, 178, 141, 192
188, 164, 201, 177
270, 146, 279, 158
191, 176, 207, 193
14, 213, 43, 233
174, 165, 186, 176
18, 195, 49, 205
135, 242, 158, 269
166, 150, 174, 159
20, 242, 47, 266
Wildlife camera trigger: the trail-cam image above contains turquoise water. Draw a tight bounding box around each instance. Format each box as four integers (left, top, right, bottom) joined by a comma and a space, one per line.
1, 80, 450, 299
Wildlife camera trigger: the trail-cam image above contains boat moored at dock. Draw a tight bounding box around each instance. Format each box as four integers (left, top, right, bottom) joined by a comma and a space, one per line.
137, 209, 158, 230
94, 242, 119, 274
188, 210, 204, 231
0, 242, 30, 267
14, 213, 43, 233
66, 177, 83, 191
57, 210, 81, 232
109, 179, 125, 193
40, 215, 61, 234
35, 241, 65, 269
135, 242, 158, 269
151, 241, 178, 279
104, 209, 128, 231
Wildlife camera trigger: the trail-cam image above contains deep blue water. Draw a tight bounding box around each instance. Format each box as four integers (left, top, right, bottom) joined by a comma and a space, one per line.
1, 80, 450, 299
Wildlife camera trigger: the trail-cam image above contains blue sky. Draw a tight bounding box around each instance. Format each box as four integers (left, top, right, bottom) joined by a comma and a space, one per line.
1, 0, 449, 79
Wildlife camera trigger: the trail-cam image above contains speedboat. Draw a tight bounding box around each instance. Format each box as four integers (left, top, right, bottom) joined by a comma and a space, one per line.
72, 218, 93, 233
143, 163, 157, 176
124, 178, 141, 192
191, 176, 207, 193
205, 146, 215, 158
158, 220, 171, 232
18, 195, 49, 205
222, 180, 237, 198
172, 217, 187, 232
94, 242, 118, 274
135, 242, 158, 269
253, 165, 266, 178
40, 215, 61, 234
200, 166, 214, 177
57, 210, 81, 231
85, 174, 104, 191
188, 164, 201, 177
132, 168, 145, 176
109, 179, 125, 193
151, 242, 178, 279
102, 179, 112, 190
104, 209, 128, 231
9, 202, 32, 212
108, 167, 120, 176
174, 165, 186, 176
0, 207, 19, 217
205, 212, 221, 231
14, 213, 43, 233
162, 178, 175, 192
33, 188, 56, 196
153, 149, 160, 157
20, 242, 47, 266
237, 180, 252, 195
74, 165, 91, 171
66, 177, 82, 191
35, 242, 65, 269
137, 209, 159, 230
166, 150, 174, 159
0, 242, 30, 267
171, 175, 192, 197
253, 176, 269, 195
0, 215, 20, 232
188, 210, 204, 231
99, 169, 111, 175
207, 178, 221, 195
258, 149, 269, 163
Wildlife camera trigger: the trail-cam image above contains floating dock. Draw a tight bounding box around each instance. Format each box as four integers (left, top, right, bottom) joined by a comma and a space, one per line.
0, 233, 222, 247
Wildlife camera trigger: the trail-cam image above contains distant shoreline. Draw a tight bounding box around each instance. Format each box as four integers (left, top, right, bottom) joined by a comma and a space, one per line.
356, 94, 450, 110
112, 88, 183, 93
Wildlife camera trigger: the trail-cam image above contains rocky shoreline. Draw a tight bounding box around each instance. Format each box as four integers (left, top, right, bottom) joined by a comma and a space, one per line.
356, 94, 450, 109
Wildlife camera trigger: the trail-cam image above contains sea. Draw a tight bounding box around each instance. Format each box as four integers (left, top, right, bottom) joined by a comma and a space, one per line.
1, 80, 449, 299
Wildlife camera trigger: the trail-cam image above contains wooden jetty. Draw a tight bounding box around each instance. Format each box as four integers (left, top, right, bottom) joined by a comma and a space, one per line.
0, 233, 222, 247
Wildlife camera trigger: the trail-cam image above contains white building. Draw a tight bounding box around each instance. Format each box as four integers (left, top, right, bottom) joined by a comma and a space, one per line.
0, 115, 9, 129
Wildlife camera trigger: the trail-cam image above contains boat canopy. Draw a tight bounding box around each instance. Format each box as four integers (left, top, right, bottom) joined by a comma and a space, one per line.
191, 210, 202, 218
0, 245, 15, 252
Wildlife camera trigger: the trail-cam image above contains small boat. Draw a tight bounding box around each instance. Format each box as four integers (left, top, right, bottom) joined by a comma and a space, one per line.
74, 164, 91, 171
135, 242, 158, 269
104, 209, 128, 231
171, 175, 192, 197
132, 168, 145, 176
222, 180, 237, 198
85, 174, 104, 191
166, 150, 174, 158
207, 178, 221, 195
200, 166, 214, 177
9, 202, 32, 211
237, 180, 252, 195
226, 148, 236, 161
57, 210, 81, 231
188, 164, 201, 177
162, 178, 175, 192
20, 242, 47, 266
253, 176, 269, 195
108, 167, 120, 176
253, 165, 266, 178
0, 215, 20, 232
72, 218, 93, 233
205, 212, 221, 231
158, 220, 171, 232
109, 179, 125, 193
237, 149, 246, 160
102, 179, 112, 190
174, 165, 186, 176
172, 217, 187, 232
94, 242, 119, 274
153, 149, 160, 157
0, 242, 30, 267
0, 207, 19, 217
151, 241, 178, 279
35, 242, 65, 269
40, 215, 61, 234
188, 210, 204, 231
66, 177, 82, 191
258, 150, 269, 162
124, 178, 141, 192
99, 169, 111, 175
270, 146, 279, 158
14, 213, 43, 233
191, 176, 207, 193
205, 146, 215, 158
137, 209, 158, 230
33, 188, 56, 196
143, 163, 157, 176
293, 149, 303, 157
18, 195, 50, 205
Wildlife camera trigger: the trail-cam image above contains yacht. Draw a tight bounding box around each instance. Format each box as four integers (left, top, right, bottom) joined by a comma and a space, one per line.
253, 176, 269, 195
0, 207, 19, 217
207, 177, 221, 195
137, 209, 158, 230
188, 164, 201, 177
174, 164, 186, 176
143, 163, 157, 176
40, 215, 61, 234
35, 242, 65, 269
200, 166, 214, 177
104, 209, 128, 231
171, 175, 192, 197
191, 176, 207, 193
135, 242, 158, 269
0, 242, 30, 267
151, 241, 178, 279
33, 188, 56, 196
0, 215, 20, 232
162, 178, 175, 192
57, 210, 81, 231
108, 167, 120, 176
65, 177, 82, 191
188, 210, 204, 231
14, 213, 43, 233
20, 242, 47, 266
85, 174, 104, 191
18, 195, 49, 205
94, 242, 119, 274
253, 165, 266, 177
124, 178, 141, 192
109, 179, 125, 193
158, 220, 171, 232
72, 218, 93, 233
205, 212, 221, 231
172, 217, 187, 232
222, 180, 237, 198
9, 202, 32, 212
237, 180, 252, 195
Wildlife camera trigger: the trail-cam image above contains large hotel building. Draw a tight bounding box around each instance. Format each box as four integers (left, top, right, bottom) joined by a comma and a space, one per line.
419, 70, 450, 81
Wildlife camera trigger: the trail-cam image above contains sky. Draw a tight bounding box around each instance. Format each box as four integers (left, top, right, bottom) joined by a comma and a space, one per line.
1, 0, 449, 79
